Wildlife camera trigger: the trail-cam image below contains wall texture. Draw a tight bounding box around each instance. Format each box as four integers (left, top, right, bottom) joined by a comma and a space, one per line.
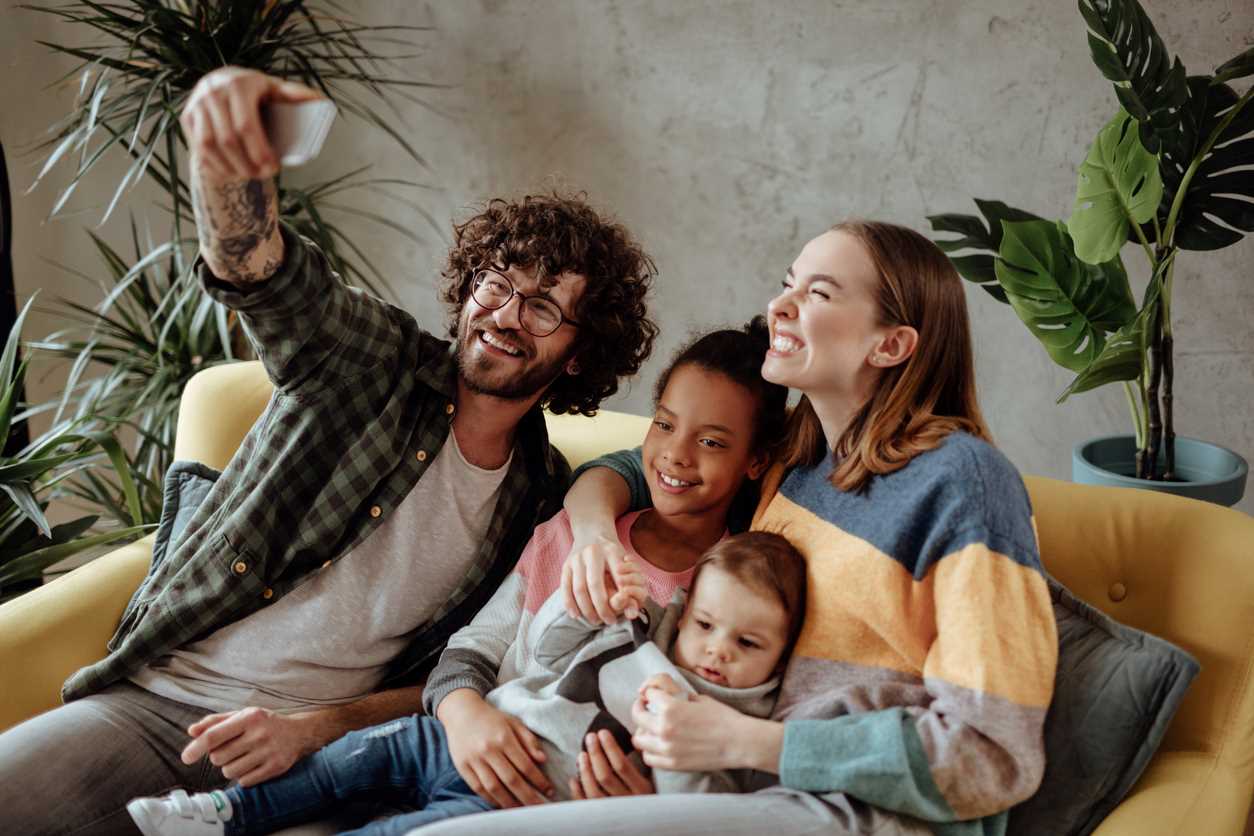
3, 0, 1252, 514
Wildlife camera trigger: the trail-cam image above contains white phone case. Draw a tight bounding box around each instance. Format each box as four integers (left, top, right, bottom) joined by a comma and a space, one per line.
263, 100, 337, 167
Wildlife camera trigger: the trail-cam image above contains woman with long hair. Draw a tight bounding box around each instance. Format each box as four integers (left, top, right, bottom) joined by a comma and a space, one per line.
416, 220, 1058, 836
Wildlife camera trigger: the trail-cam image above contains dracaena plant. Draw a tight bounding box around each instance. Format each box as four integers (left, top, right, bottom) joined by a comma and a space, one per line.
930, 0, 1253, 481
18, 0, 436, 531
0, 297, 150, 602
25, 0, 434, 297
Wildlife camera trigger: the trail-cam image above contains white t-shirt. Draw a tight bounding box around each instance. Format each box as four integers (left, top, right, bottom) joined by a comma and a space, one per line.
131, 431, 511, 712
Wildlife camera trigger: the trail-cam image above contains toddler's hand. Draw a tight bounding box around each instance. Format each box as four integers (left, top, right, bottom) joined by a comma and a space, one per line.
607, 556, 647, 620
638, 673, 685, 712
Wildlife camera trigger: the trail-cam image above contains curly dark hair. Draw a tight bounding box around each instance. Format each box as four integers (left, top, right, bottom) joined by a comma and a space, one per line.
441, 192, 659, 416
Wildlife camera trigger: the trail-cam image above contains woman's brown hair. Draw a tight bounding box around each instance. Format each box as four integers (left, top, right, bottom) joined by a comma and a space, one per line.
777, 220, 991, 492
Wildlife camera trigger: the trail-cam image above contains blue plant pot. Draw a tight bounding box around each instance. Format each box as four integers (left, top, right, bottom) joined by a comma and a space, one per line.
1072, 435, 1249, 507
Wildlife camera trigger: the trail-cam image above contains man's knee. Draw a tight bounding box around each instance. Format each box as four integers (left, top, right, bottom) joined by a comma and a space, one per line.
0, 694, 192, 834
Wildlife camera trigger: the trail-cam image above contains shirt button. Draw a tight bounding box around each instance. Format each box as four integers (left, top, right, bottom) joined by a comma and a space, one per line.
445, 403, 455, 416
262, 588, 274, 600
1109, 582, 1128, 602
370, 505, 382, 518
416, 450, 427, 462
232, 561, 248, 575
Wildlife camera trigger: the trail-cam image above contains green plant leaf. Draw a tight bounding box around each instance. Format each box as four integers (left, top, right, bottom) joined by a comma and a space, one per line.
1078, 0, 1188, 154
0, 295, 37, 401
0, 482, 52, 538
928, 200, 1045, 303
1067, 109, 1164, 263
0, 450, 87, 483
1160, 78, 1254, 251
1058, 275, 1162, 401
1214, 45, 1254, 84
0, 524, 151, 598
996, 219, 1137, 372
0, 357, 31, 445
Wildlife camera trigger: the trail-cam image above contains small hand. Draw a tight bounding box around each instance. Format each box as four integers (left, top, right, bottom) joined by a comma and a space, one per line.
181, 706, 318, 787
561, 536, 643, 624
568, 729, 655, 799
608, 556, 647, 621
439, 690, 553, 808
637, 673, 685, 707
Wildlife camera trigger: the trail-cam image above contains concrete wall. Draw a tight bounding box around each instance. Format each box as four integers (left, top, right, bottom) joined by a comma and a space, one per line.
4, 0, 1252, 514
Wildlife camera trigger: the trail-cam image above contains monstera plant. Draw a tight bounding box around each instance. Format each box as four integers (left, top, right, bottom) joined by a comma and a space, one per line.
930, 0, 1252, 500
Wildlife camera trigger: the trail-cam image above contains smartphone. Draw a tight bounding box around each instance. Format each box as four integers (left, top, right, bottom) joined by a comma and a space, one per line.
263, 99, 337, 167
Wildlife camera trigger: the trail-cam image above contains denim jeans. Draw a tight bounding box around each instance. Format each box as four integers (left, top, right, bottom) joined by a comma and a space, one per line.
226, 715, 491, 836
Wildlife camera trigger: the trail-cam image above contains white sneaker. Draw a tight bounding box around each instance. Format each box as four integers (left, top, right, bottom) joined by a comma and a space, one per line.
126, 788, 231, 836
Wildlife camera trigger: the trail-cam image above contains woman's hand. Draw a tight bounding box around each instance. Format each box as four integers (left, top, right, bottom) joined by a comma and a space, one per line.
568, 729, 655, 799
561, 535, 645, 624
630, 688, 785, 773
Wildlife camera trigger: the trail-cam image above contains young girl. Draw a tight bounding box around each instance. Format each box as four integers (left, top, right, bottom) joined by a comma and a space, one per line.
427, 220, 1059, 836
127, 320, 789, 836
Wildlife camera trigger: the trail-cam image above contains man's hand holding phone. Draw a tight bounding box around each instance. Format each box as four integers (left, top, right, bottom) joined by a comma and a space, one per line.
181, 67, 332, 181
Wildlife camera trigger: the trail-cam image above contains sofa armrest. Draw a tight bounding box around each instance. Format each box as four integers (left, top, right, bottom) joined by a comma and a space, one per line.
1093, 751, 1249, 836
0, 534, 153, 732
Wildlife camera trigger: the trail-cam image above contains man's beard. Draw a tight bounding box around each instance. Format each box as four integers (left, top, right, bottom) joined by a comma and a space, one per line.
457, 324, 569, 401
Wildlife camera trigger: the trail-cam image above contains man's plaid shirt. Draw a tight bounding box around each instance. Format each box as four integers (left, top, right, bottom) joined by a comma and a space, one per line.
63, 223, 571, 702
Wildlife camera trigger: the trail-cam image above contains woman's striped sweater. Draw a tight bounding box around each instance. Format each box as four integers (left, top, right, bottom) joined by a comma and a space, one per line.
587, 431, 1057, 833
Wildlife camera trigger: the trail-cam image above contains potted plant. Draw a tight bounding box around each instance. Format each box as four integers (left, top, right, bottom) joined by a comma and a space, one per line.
930, 0, 1252, 506
0, 297, 149, 601
18, 0, 434, 529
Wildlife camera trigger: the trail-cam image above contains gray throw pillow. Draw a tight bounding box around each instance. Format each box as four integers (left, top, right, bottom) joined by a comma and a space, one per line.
1008, 576, 1200, 836
151, 460, 221, 569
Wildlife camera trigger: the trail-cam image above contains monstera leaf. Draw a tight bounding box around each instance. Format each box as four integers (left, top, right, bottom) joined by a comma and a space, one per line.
1159, 77, 1254, 251
927, 200, 1045, 303
995, 220, 1137, 372
1067, 110, 1164, 264
1078, 0, 1188, 154
1058, 275, 1162, 402
1214, 46, 1254, 85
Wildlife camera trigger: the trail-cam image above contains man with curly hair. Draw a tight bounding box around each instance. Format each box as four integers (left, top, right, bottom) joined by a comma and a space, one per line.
0, 68, 657, 834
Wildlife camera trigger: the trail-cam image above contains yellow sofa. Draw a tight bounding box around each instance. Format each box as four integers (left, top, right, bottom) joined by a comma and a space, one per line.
1, 361, 1252, 835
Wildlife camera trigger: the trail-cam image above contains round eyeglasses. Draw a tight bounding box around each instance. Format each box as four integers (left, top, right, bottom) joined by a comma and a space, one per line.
471, 269, 581, 338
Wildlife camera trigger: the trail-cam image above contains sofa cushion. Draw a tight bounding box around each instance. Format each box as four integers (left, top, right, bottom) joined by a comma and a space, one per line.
151, 460, 221, 570
1008, 576, 1200, 836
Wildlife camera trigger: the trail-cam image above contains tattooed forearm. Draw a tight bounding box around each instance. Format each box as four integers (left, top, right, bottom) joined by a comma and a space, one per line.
191, 163, 283, 284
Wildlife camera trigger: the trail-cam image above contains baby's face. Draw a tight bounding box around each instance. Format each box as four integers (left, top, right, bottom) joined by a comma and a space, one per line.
673, 566, 790, 689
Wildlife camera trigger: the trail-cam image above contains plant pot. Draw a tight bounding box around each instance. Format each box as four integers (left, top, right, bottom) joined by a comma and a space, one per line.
1072, 435, 1249, 507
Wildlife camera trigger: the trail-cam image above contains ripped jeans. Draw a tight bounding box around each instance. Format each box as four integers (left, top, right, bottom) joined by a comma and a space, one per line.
224, 715, 491, 836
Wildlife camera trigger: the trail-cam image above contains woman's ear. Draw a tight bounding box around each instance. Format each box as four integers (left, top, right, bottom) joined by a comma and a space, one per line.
868, 325, 918, 369
565, 356, 581, 376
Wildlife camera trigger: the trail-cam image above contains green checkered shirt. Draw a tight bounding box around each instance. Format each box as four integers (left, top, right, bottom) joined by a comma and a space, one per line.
62, 223, 570, 702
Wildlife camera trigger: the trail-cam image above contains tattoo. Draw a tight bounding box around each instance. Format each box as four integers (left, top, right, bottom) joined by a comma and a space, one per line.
191, 171, 280, 283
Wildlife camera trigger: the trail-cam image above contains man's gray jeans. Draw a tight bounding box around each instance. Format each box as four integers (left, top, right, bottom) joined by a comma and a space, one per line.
0, 682, 223, 835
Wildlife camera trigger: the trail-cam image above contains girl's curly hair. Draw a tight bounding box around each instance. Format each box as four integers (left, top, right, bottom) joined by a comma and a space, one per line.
441, 192, 659, 416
